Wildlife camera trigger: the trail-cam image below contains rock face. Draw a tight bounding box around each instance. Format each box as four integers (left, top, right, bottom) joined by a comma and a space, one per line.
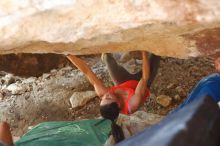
69, 91, 97, 109
0, 54, 68, 77
0, 0, 220, 58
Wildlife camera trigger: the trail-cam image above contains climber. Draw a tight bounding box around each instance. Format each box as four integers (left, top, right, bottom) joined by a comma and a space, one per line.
173, 57, 220, 113
0, 122, 13, 146
67, 51, 160, 142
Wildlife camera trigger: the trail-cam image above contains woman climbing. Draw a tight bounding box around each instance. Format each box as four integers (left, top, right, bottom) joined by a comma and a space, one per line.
67, 51, 160, 143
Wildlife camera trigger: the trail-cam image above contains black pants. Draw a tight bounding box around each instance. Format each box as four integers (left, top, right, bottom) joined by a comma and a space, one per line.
102, 53, 160, 88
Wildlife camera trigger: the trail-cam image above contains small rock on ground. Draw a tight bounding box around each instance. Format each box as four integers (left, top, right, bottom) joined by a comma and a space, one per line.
156, 95, 172, 107
6, 83, 27, 95
174, 94, 181, 101
70, 91, 97, 109
3, 74, 15, 86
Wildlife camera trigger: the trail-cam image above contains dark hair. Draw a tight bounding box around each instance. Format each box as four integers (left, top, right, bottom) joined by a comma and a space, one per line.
100, 102, 125, 143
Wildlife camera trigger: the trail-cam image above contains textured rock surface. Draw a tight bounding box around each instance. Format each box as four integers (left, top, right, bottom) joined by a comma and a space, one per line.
105, 111, 164, 146
0, 58, 109, 136
69, 91, 97, 109
0, 0, 220, 58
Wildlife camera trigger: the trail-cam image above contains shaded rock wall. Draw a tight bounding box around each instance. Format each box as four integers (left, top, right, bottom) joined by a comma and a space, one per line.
0, 0, 220, 58
0, 54, 68, 77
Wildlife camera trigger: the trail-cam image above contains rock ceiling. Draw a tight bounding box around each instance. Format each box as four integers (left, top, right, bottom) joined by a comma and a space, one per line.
0, 0, 220, 58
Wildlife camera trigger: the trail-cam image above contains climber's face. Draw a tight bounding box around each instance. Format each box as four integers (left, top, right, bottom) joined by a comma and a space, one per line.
215, 57, 220, 73
100, 92, 120, 107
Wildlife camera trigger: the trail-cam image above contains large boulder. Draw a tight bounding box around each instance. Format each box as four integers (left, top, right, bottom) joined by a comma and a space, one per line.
0, 0, 220, 58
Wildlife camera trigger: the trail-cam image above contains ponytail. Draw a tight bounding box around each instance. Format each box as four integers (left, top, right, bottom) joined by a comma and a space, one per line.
111, 120, 125, 143
100, 102, 125, 143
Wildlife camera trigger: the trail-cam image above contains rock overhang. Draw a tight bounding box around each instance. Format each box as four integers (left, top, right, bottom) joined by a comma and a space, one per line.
0, 0, 220, 58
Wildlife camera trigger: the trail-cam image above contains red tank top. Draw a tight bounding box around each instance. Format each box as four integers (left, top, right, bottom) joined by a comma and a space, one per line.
109, 80, 150, 115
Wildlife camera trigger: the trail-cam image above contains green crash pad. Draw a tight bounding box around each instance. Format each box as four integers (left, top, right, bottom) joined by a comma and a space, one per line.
15, 119, 111, 146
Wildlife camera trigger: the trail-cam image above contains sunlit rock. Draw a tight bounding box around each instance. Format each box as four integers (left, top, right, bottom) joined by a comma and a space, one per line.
0, 0, 220, 58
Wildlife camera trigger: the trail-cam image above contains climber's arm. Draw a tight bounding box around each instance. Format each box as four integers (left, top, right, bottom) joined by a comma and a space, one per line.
67, 55, 108, 97
0, 122, 13, 146
129, 51, 149, 113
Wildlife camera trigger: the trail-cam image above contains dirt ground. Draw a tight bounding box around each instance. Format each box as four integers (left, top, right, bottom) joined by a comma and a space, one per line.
145, 56, 215, 114
0, 54, 216, 137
